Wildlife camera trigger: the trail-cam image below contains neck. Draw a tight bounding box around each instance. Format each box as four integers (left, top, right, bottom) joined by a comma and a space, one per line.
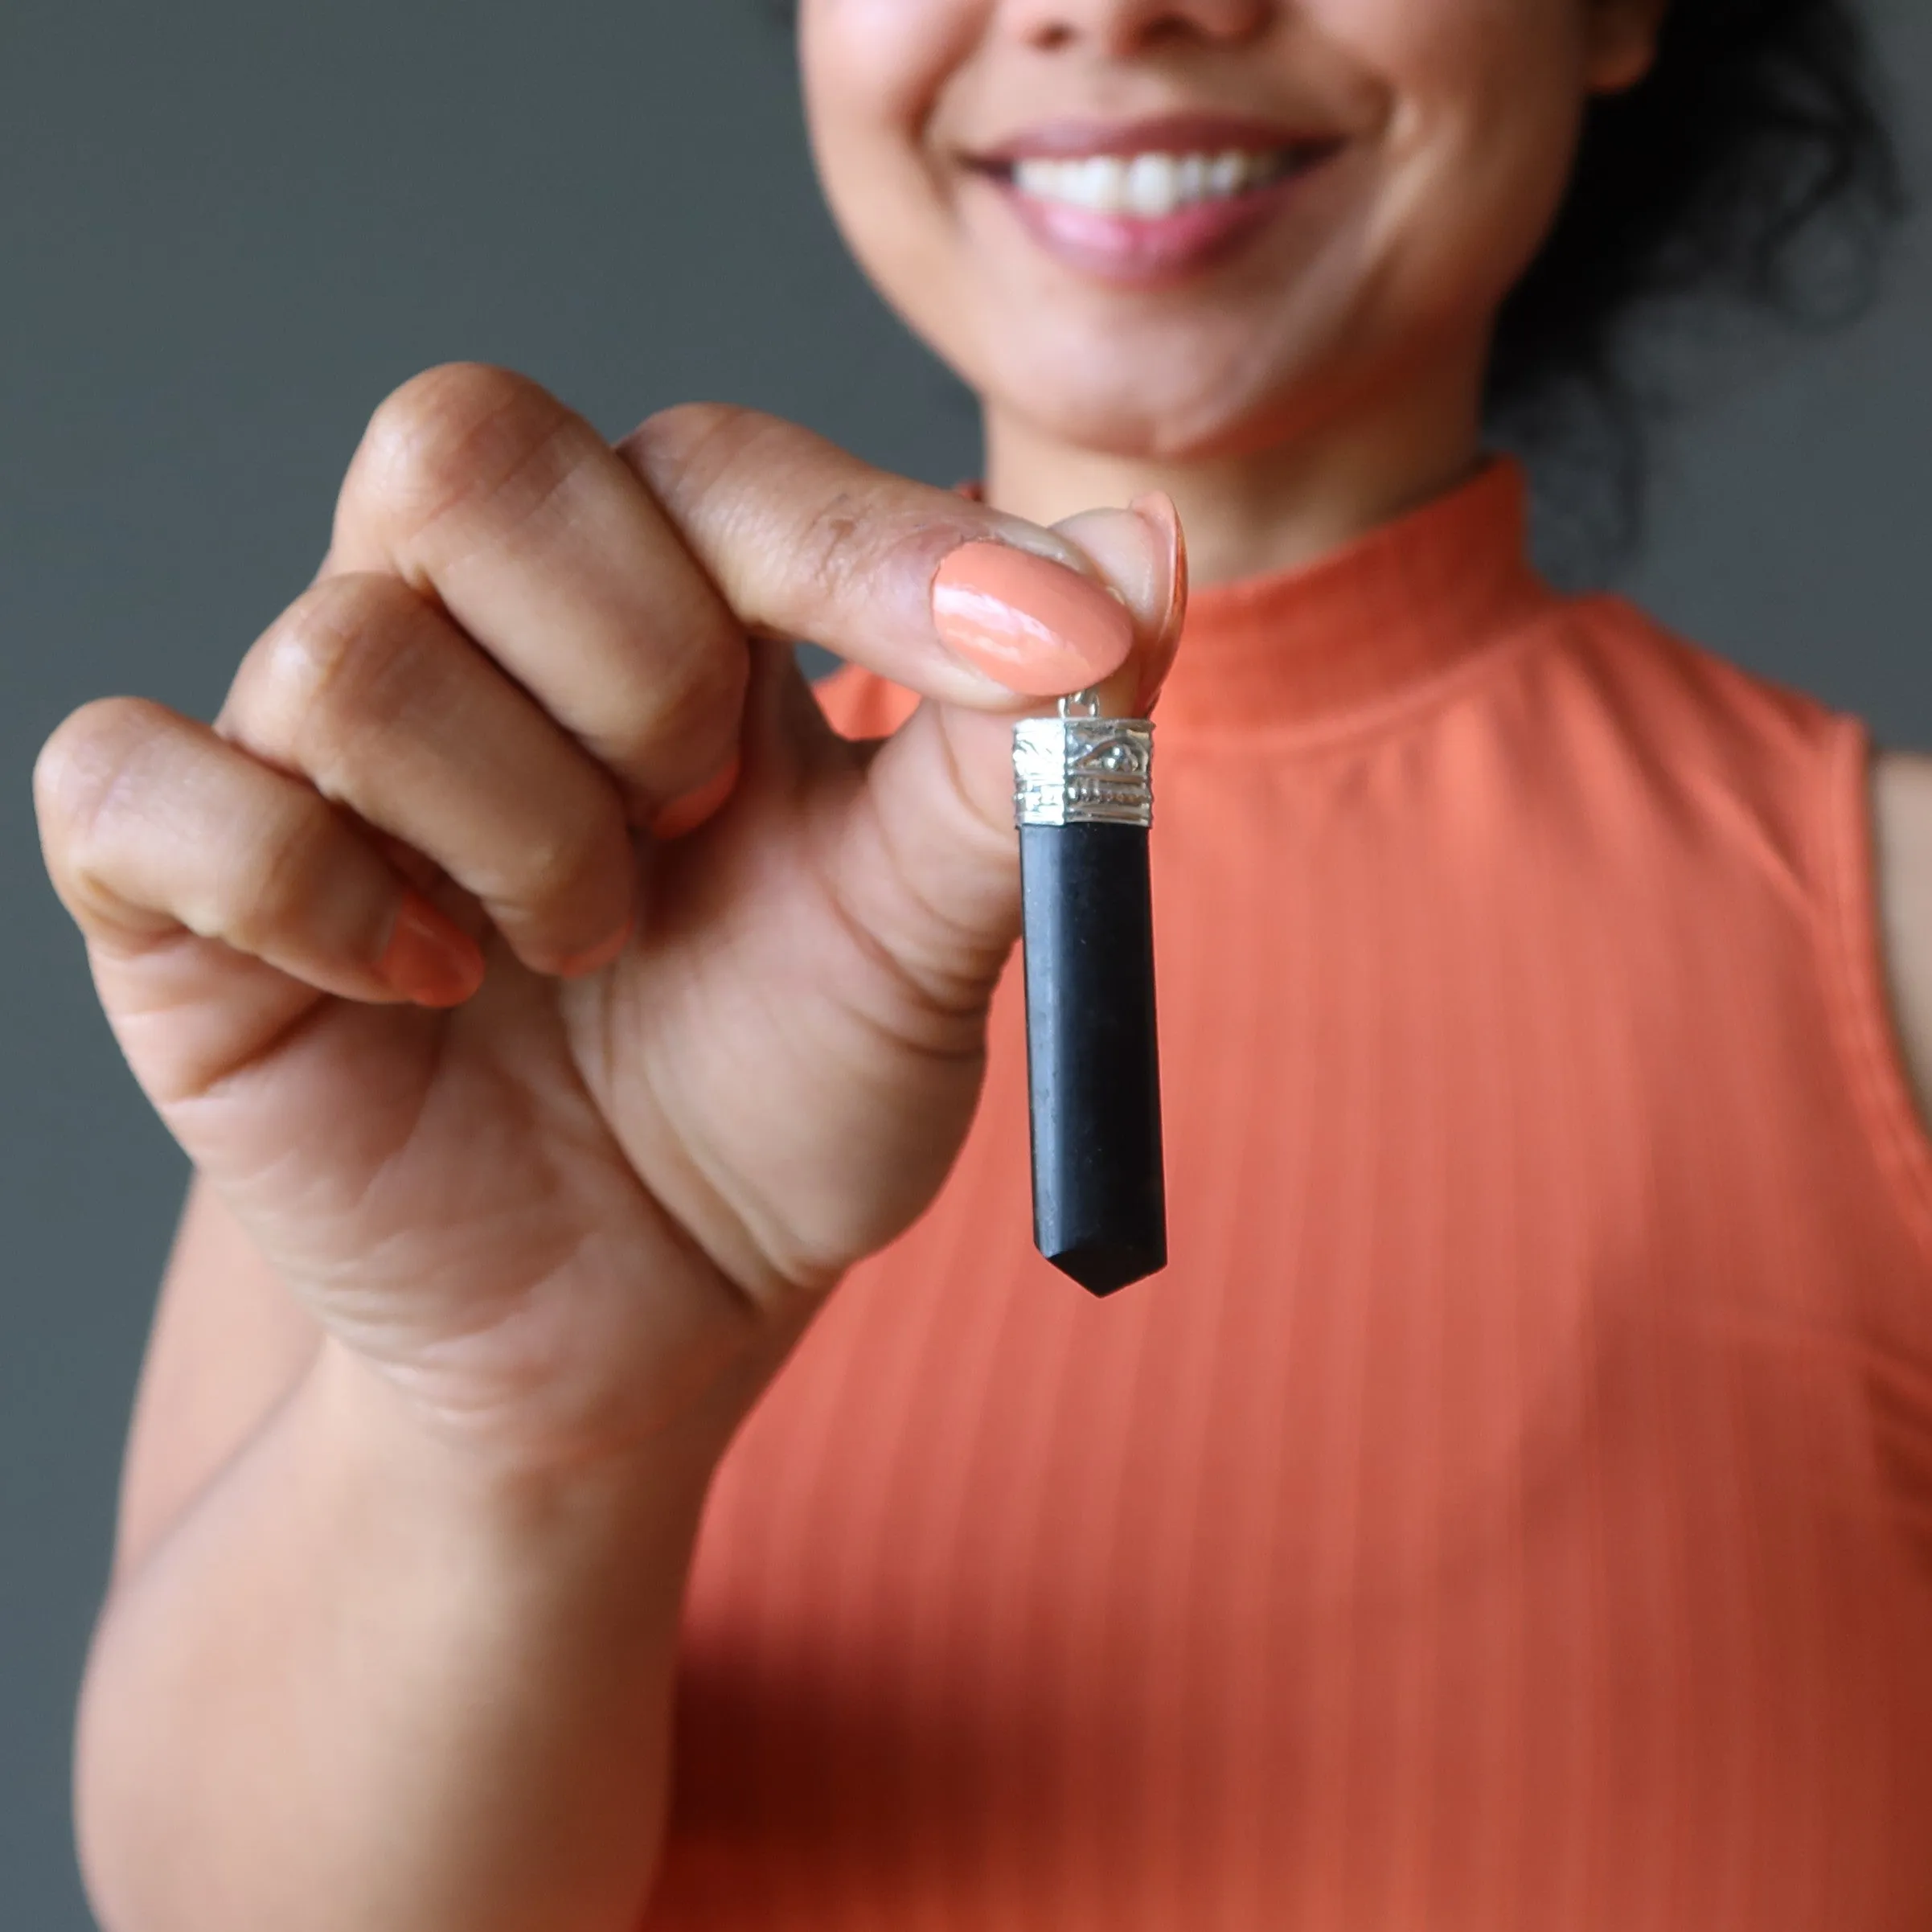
981, 341, 1491, 588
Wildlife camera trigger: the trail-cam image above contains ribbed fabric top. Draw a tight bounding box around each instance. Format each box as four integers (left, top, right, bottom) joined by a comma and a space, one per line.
645, 461, 1932, 1930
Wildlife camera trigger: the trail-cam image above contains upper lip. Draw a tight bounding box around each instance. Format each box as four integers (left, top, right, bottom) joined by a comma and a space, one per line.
968, 112, 1341, 168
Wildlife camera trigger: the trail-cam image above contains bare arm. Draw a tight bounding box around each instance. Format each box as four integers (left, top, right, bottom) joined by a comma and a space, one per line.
81, 1191, 731, 1932
112, 1182, 316, 1585
43, 370, 1181, 1932
84, 1178, 760, 1932
1870, 750, 1932, 1130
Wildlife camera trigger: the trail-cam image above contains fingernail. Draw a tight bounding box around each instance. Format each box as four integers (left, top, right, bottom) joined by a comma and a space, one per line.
377, 892, 486, 1008
1129, 490, 1188, 711
555, 910, 634, 981
931, 544, 1134, 698
649, 751, 740, 841
1130, 491, 1188, 644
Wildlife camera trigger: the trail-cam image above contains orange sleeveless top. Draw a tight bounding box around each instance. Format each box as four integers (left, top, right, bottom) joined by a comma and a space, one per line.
645, 460, 1932, 1930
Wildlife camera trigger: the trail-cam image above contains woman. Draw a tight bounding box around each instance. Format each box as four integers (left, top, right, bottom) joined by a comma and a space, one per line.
34, 0, 1925, 1926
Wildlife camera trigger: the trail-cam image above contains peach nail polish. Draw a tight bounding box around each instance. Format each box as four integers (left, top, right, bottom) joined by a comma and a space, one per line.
555, 911, 635, 981
378, 892, 486, 1008
932, 544, 1134, 698
649, 751, 741, 841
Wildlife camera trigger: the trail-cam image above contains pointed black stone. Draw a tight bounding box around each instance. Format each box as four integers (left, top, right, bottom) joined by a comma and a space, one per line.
1044, 1237, 1166, 1298
1019, 822, 1167, 1298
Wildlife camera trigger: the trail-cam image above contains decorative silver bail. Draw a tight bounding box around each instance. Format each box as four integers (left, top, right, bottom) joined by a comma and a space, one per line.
1013, 688, 1155, 830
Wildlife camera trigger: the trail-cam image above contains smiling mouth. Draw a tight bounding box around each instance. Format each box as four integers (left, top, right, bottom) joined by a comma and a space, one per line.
966, 130, 1344, 286
991, 146, 1329, 219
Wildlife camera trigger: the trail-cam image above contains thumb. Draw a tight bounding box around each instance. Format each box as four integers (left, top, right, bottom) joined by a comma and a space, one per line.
1049, 491, 1188, 715
826, 494, 1187, 1007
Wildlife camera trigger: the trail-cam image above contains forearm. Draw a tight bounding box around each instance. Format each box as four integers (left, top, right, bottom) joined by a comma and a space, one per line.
76, 1339, 717, 1932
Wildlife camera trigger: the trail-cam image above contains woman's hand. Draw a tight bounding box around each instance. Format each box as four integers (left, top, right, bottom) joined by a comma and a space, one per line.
42, 372, 1182, 1932
35, 364, 1181, 1478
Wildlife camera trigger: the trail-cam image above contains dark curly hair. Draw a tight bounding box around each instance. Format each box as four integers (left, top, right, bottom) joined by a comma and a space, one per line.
1491, 0, 1906, 559
764, 0, 1906, 563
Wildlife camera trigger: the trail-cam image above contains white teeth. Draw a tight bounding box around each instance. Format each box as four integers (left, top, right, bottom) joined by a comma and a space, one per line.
1010, 147, 1291, 215
1084, 155, 1128, 213
1207, 150, 1249, 197
1126, 153, 1180, 217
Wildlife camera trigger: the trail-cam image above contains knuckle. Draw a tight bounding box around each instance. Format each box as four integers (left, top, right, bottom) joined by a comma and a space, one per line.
346, 363, 585, 551
621, 401, 766, 497
220, 794, 343, 955
790, 485, 872, 614
621, 404, 916, 651
35, 697, 170, 872
627, 642, 746, 792
488, 790, 628, 929
242, 574, 445, 782
623, 405, 816, 567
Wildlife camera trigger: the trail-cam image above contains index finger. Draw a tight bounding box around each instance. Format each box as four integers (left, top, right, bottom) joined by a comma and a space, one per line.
618, 405, 1166, 706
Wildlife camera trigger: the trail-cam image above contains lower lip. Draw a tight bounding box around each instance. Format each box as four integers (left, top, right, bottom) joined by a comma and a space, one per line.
987, 163, 1325, 287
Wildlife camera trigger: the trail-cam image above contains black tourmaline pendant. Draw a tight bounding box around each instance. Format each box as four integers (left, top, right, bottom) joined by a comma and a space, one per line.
1014, 692, 1167, 1295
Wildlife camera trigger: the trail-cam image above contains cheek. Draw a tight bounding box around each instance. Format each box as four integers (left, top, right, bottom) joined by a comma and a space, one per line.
801, 0, 982, 300
798, 0, 1600, 461
801, 0, 974, 184
1306, 0, 1587, 124
1322, 0, 1590, 288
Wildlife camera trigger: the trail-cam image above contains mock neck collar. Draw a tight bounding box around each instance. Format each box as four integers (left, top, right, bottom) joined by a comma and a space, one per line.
1154, 457, 1553, 742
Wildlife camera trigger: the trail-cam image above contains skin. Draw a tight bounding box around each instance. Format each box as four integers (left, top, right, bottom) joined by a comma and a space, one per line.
803, 0, 1660, 572
35, 2, 1930, 1929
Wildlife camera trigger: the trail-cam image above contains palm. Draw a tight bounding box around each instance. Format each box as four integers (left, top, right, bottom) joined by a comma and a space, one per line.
43, 388, 1173, 1454
92, 678, 1011, 1440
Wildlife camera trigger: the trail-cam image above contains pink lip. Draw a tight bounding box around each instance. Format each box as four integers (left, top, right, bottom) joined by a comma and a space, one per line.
985, 163, 1330, 289
966, 113, 1344, 289
972, 112, 1333, 164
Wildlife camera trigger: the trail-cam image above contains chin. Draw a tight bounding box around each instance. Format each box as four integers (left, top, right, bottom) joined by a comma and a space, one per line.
999, 384, 1271, 464
971, 313, 1346, 466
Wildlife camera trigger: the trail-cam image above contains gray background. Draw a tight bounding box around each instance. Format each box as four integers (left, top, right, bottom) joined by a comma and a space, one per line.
2, 4, 1927, 1924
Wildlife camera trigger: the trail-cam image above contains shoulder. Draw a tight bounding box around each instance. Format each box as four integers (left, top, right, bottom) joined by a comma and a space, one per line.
1524, 593, 1851, 885
1519, 605, 1932, 1182
1514, 599, 1932, 1123
1549, 593, 1835, 757
1507, 592, 1844, 832
1870, 749, 1932, 1130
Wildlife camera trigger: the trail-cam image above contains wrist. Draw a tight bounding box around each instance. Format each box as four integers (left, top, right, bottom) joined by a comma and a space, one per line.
303, 1338, 727, 1574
